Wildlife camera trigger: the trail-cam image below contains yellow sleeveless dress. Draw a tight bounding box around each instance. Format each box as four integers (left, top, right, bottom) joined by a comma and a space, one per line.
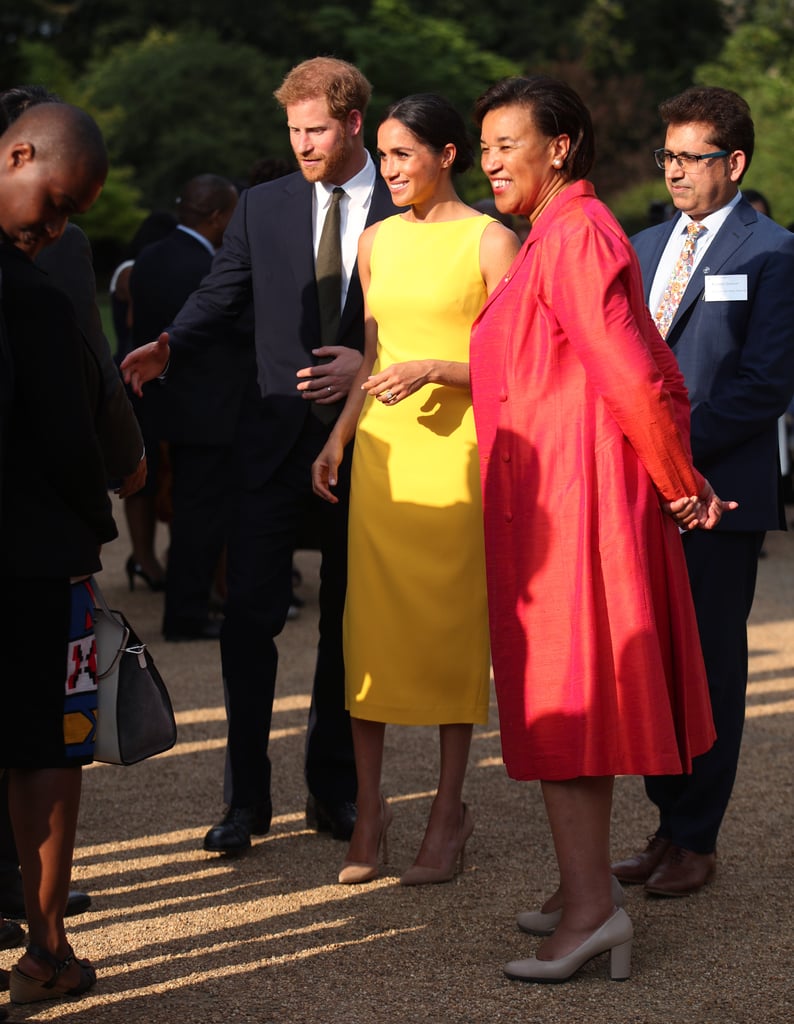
344, 214, 493, 725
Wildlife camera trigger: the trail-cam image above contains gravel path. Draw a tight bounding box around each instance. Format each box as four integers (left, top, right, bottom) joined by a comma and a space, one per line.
4, 513, 792, 1023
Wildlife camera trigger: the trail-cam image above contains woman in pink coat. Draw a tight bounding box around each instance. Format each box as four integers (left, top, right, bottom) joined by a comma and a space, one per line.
470, 75, 732, 983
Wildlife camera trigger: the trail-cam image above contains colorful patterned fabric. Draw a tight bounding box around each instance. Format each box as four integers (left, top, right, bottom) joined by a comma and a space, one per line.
64, 578, 98, 760
653, 222, 706, 338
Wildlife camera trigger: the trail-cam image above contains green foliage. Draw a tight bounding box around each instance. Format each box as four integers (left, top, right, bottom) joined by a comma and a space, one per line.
345, 0, 519, 129
80, 28, 291, 208
12, 38, 76, 99
72, 164, 147, 246
576, 0, 726, 98
399, 0, 589, 68
697, 20, 794, 226
21, 0, 371, 71
10, 0, 794, 242
341, 0, 521, 202
608, 178, 672, 236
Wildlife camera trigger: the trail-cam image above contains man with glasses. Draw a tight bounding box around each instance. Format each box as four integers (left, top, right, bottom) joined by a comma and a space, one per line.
612, 86, 794, 895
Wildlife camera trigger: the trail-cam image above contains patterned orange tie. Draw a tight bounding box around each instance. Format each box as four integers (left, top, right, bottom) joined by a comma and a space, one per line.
654, 222, 707, 339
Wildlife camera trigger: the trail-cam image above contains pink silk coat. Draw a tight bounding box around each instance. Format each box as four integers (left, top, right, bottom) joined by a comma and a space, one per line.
470, 181, 716, 781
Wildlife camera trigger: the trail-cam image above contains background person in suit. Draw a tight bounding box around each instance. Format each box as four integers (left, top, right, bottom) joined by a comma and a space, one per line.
129, 173, 243, 642
122, 57, 399, 854
612, 86, 794, 896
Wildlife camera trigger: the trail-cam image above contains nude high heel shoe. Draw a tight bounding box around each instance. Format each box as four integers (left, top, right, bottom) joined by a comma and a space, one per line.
399, 803, 474, 886
504, 907, 633, 983
338, 797, 392, 885
517, 875, 625, 936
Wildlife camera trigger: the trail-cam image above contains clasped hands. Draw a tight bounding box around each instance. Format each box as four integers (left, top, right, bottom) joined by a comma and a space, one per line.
663, 481, 738, 530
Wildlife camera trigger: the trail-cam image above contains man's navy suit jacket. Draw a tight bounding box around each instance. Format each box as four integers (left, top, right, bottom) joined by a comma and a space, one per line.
632, 198, 794, 531
131, 227, 253, 447
166, 171, 397, 486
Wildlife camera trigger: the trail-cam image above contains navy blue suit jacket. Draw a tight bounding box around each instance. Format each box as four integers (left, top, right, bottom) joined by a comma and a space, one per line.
130, 227, 253, 446
165, 170, 397, 486
632, 199, 794, 531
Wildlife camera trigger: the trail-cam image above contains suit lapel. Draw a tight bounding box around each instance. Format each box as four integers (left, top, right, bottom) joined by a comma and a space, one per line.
638, 222, 676, 304
279, 175, 316, 296
668, 202, 755, 336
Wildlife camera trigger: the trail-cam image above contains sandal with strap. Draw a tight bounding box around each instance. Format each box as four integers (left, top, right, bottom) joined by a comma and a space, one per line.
10, 943, 97, 1004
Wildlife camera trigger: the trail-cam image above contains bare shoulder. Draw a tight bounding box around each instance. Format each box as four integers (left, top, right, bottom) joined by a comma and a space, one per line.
480, 219, 521, 286
357, 218, 388, 261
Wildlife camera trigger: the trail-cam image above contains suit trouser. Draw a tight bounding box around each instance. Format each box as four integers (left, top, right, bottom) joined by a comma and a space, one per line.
219, 417, 355, 811
645, 529, 764, 853
163, 443, 231, 629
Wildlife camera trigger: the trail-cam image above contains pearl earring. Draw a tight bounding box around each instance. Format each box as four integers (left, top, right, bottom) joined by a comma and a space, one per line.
553, 159, 562, 168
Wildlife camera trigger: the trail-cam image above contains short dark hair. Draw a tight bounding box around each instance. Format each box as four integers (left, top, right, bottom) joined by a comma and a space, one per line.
659, 86, 755, 176
9, 102, 108, 184
176, 173, 237, 226
380, 93, 473, 174
742, 188, 771, 218
0, 84, 61, 132
473, 75, 595, 181
248, 156, 292, 187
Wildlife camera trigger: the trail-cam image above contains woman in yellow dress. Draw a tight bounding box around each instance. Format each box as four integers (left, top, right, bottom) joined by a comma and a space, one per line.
312, 93, 519, 885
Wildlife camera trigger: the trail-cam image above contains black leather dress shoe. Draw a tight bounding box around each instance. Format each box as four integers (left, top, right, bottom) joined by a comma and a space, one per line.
305, 795, 357, 841
163, 617, 223, 642
203, 805, 272, 854
0, 888, 91, 921
0, 918, 24, 950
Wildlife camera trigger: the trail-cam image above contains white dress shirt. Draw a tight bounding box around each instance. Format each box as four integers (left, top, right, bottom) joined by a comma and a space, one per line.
312, 153, 377, 314
648, 191, 743, 314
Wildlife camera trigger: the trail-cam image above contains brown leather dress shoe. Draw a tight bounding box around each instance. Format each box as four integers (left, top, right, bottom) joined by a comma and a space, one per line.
611, 834, 671, 884
644, 846, 716, 897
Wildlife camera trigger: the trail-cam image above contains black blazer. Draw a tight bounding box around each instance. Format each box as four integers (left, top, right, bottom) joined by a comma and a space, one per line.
0, 244, 117, 578
130, 227, 254, 446
166, 171, 398, 485
36, 224, 144, 478
0, 267, 12, 511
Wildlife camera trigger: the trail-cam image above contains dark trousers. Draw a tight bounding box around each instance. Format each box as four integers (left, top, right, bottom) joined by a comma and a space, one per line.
645, 529, 765, 852
0, 775, 19, 888
219, 416, 355, 811
163, 443, 231, 630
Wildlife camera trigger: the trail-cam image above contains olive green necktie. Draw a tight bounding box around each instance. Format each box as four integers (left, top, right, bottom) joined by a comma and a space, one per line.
312, 186, 345, 422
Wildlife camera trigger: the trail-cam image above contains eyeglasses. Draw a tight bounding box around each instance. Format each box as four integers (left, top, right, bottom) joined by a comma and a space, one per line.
653, 148, 730, 172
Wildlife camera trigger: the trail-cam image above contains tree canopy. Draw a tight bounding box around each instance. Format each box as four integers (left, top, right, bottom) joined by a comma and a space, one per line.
5, 0, 791, 251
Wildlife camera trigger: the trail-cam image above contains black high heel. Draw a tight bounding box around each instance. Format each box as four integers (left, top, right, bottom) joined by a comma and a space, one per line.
125, 555, 165, 592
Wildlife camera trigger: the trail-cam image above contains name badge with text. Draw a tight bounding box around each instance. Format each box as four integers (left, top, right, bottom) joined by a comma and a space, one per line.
704, 274, 748, 302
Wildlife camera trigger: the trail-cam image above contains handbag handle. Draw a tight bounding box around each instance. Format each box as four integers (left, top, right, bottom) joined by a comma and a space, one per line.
92, 578, 132, 680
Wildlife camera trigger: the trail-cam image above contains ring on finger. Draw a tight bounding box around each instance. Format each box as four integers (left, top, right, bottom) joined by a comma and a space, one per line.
384, 390, 394, 401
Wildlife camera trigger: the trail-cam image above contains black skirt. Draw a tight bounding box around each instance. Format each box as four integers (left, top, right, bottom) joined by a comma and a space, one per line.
0, 576, 97, 768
